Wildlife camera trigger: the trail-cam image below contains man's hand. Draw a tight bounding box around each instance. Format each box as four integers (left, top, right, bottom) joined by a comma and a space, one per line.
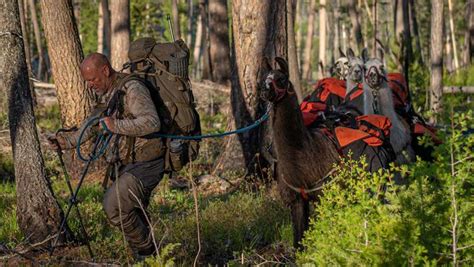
46, 134, 64, 151
100, 117, 115, 132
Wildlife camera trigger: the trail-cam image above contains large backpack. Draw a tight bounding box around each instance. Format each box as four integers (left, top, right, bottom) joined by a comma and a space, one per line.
121, 37, 201, 171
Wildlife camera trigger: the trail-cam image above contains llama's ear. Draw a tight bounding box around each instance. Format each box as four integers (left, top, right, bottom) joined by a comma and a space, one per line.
361, 48, 369, 63
377, 48, 385, 62
339, 47, 346, 58
275, 57, 289, 75
346, 48, 355, 58
263, 57, 273, 72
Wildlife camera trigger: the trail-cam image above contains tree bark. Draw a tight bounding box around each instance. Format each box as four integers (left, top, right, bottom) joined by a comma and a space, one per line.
1, 0, 67, 245
228, 0, 287, 177
287, 0, 302, 101
393, 0, 404, 44
402, 0, 412, 85
27, 0, 46, 81
295, 0, 303, 71
302, 0, 315, 80
172, 0, 181, 40
318, 0, 327, 78
200, 0, 211, 80
348, 0, 364, 53
110, 0, 130, 70
447, 0, 459, 70
409, 0, 423, 65
186, 0, 194, 47
334, 0, 341, 59
18, 0, 35, 102
429, 0, 444, 122
208, 0, 231, 84
192, 10, 203, 78
445, 20, 453, 73
464, 0, 473, 65
40, 0, 94, 127
98, 0, 111, 57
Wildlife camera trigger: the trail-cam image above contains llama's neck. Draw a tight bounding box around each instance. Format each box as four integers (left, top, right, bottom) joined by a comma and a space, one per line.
346, 79, 359, 96
363, 81, 411, 152
272, 93, 312, 151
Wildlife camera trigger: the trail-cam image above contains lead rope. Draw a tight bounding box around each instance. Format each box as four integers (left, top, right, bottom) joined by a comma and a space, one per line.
281, 167, 339, 200
372, 90, 379, 114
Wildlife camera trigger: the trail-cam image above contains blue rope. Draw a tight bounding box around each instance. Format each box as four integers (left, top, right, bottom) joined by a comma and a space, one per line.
76, 116, 113, 162
148, 107, 271, 140
76, 105, 272, 161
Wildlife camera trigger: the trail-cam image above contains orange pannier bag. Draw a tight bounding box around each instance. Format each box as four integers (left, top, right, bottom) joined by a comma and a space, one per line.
335, 114, 392, 148
300, 101, 327, 127
387, 73, 409, 110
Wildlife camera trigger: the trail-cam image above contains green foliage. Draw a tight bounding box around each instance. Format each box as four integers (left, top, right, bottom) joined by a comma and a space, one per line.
78, 0, 99, 55
298, 111, 474, 265
35, 104, 62, 133
0, 182, 22, 247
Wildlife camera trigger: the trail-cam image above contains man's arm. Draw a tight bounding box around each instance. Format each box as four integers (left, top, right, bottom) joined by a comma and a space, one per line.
109, 80, 161, 137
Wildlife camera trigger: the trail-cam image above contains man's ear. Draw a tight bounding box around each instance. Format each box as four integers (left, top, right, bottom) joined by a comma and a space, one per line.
103, 65, 111, 77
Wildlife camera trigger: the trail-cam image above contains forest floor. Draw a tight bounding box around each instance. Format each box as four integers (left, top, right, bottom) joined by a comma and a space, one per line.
0, 82, 295, 266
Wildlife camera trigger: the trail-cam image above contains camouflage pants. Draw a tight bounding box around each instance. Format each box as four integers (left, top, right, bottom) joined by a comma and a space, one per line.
103, 157, 164, 256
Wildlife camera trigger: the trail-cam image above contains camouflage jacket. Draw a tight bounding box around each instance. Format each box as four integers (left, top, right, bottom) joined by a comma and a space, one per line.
58, 74, 163, 163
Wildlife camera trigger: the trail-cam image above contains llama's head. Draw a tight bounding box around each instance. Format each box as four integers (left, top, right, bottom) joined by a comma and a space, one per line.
362, 48, 388, 90
346, 48, 365, 84
261, 57, 295, 103
334, 47, 349, 80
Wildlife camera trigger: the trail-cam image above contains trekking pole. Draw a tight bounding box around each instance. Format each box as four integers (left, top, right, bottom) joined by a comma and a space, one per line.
167, 14, 175, 42
49, 131, 108, 259
49, 128, 94, 259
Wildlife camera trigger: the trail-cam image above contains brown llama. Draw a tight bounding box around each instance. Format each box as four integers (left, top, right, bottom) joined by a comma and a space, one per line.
261, 57, 391, 248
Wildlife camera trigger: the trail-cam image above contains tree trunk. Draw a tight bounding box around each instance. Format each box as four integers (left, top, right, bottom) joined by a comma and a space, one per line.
110, 0, 130, 70
464, 0, 473, 66
429, 0, 444, 122
192, 10, 203, 78
393, 0, 404, 44
318, 0, 327, 78
27, 0, 46, 81
18, 0, 35, 102
334, 0, 341, 59
402, 0, 412, 86
98, 0, 111, 57
348, 0, 364, 53
447, 0, 459, 70
287, 0, 302, 101
409, 0, 423, 65
445, 21, 453, 73
172, 0, 181, 40
186, 0, 194, 47
302, 0, 315, 80
296, 0, 303, 71
229, 0, 287, 177
200, 0, 211, 80
470, 0, 474, 64
208, 0, 231, 84
1, 0, 68, 245
40, 0, 93, 127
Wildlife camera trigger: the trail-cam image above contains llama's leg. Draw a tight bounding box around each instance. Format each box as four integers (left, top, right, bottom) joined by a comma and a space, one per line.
290, 196, 310, 249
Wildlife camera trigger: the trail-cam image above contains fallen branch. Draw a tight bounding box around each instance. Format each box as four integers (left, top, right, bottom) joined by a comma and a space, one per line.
443, 86, 474, 94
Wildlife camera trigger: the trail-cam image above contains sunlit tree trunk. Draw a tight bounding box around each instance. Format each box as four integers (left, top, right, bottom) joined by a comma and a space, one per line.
296, 0, 303, 71
192, 8, 203, 78
18, 0, 35, 101
186, 0, 194, 47
2, 0, 68, 245
98, 0, 110, 57
172, 0, 181, 39
228, 0, 287, 177
40, 0, 93, 127
429, 0, 444, 122
200, 0, 211, 80
402, 0, 412, 84
209, 0, 231, 84
110, 0, 130, 70
445, 21, 453, 73
302, 0, 315, 80
447, 0, 459, 70
318, 0, 327, 78
334, 0, 341, 59
287, 0, 302, 101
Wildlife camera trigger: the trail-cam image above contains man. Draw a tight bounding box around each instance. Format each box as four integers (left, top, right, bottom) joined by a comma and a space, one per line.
48, 53, 164, 259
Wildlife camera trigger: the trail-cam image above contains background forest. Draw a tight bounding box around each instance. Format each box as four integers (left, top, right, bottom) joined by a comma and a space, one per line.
0, 0, 473, 265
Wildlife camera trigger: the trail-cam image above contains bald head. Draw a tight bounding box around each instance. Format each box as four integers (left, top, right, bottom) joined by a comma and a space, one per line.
81, 53, 116, 95
81, 53, 111, 72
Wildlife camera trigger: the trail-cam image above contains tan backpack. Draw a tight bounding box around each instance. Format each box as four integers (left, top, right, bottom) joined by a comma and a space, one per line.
121, 37, 201, 171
